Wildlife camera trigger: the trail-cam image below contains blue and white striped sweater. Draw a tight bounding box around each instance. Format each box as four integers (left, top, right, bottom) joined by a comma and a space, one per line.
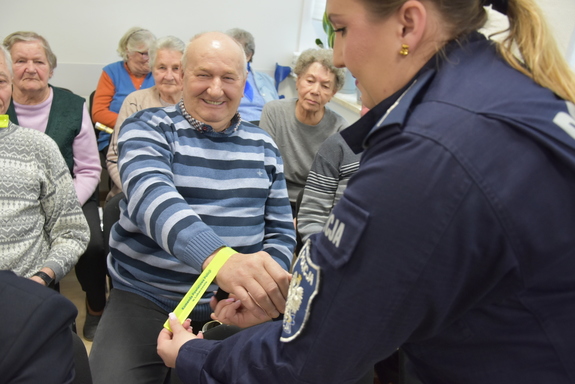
108, 104, 296, 319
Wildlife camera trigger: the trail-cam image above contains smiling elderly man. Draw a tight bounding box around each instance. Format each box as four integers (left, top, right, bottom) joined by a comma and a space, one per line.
89, 31, 296, 384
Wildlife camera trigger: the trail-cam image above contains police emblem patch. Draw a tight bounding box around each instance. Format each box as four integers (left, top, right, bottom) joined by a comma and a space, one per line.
280, 240, 321, 342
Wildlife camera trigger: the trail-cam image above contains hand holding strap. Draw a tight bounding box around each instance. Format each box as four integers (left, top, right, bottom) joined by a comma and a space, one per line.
163, 247, 236, 331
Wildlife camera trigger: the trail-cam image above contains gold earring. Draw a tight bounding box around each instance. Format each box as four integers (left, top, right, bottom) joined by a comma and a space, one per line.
399, 44, 409, 56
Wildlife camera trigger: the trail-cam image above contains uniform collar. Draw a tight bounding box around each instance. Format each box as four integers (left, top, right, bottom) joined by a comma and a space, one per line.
342, 33, 486, 153
341, 70, 433, 154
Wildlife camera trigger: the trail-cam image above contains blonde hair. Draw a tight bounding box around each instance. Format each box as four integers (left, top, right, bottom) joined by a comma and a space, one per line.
498, 0, 575, 103
359, 0, 575, 103
117, 27, 156, 61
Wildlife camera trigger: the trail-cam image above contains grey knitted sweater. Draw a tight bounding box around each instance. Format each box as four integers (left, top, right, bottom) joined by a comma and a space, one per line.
0, 122, 89, 281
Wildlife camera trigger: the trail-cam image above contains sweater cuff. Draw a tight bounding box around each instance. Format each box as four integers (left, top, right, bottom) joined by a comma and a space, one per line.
43, 260, 65, 282
183, 231, 227, 271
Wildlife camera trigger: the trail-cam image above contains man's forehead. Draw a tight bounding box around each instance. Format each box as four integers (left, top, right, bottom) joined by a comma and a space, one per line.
187, 50, 244, 74
195, 64, 238, 74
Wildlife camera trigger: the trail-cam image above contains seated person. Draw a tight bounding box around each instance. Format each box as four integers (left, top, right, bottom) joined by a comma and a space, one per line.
88, 32, 296, 384
102, 35, 185, 256
91, 27, 156, 153
3, 31, 104, 341
0, 270, 83, 384
297, 129, 361, 242
296, 98, 368, 242
105, 35, 185, 203
226, 28, 279, 122
259, 48, 348, 213
0, 44, 89, 287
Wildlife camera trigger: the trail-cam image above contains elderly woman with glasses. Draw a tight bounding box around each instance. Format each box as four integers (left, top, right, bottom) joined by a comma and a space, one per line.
101, 36, 185, 259
91, 27, 156, 153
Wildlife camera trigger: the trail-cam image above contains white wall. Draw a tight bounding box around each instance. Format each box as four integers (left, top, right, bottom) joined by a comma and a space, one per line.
0, 0, 317, 99
0, 0, 573, 100
536, 0, 575, 56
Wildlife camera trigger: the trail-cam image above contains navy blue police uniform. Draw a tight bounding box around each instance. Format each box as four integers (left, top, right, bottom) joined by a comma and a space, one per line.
0, 270, 78, 383
174, 32, 575, 384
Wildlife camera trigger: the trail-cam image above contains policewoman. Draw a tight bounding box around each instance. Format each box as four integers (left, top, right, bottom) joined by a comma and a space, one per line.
158, 0, 575, 382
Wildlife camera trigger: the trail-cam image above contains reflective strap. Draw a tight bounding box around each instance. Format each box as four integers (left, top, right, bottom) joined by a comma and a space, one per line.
163, 247, 236, 331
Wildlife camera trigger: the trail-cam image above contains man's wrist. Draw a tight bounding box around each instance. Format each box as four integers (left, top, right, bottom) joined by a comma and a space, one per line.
202, 247, 236, 270
202, 253, 217, 271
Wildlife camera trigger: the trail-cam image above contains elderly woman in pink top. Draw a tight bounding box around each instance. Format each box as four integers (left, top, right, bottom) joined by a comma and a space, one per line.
3, 31, 105, 341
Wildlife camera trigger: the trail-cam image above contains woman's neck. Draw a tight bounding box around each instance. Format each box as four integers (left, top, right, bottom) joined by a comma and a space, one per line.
12, 86, 51, 105
295, 101, 325, 126
125, 61, 146, 78
159, 91, 182, 105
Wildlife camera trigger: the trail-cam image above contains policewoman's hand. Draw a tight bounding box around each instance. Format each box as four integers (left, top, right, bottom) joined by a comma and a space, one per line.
210, 295, 272, 328
157, 313, 203, 368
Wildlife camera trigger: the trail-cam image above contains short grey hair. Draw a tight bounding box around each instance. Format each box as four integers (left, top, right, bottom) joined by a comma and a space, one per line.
149, 36, 185, 68
294, 48, 345, 92
117, 27, 156, 61
0, 44, 13, 77
225, 28, 255, 62
3, 31, 57, 70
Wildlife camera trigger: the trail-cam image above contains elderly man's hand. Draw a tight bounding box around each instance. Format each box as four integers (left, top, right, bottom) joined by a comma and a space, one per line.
208, 250, 290, 320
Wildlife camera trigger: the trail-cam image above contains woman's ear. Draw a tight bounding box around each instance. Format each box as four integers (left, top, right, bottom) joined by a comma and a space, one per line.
398, 0, 428, 49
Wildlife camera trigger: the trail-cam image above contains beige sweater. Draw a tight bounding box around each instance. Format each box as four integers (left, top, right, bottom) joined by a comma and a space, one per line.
105, 86, 178, 201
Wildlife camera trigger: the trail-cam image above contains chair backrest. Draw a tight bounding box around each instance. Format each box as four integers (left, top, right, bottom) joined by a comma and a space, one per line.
274, 63, 292, 98
88, 90, 98, 138
89, 90, 96, 121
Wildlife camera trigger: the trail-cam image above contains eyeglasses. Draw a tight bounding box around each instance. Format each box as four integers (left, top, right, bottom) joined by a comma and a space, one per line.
132, 51, 149, 58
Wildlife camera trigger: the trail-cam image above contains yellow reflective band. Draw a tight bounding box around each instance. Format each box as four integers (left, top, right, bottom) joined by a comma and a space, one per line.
94, 122, 113, 134
0, 115, 9, 128
163, 247, 236, 331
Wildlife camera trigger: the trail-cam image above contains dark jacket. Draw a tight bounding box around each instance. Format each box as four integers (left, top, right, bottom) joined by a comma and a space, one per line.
0, 270, 77, 384
175, 33, 575, 384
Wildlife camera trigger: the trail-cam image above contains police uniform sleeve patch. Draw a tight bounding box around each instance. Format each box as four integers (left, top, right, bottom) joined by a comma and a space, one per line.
280, 239, 321, 342
316, 196, 370, 269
